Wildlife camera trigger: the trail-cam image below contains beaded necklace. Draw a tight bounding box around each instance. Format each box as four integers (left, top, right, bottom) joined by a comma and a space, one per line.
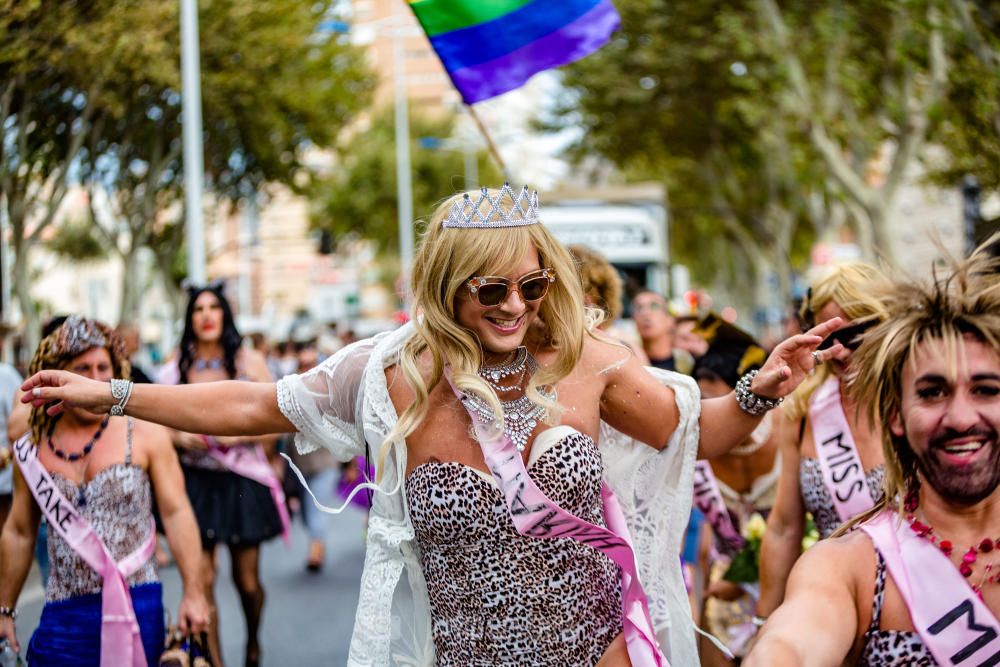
193, 357, 225, 372
46, 414, 111, 507
904, 492, 1000, 598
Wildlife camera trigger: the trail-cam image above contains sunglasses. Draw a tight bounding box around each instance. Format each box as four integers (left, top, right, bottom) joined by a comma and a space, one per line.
818, 321, 874, 352
466, 268, 556, 307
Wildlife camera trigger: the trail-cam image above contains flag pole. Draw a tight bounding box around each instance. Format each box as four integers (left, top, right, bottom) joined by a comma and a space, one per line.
465, 104, 507, 178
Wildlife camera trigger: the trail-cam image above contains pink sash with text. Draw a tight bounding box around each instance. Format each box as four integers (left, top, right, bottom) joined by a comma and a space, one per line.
810, 377, 874, 523
13, 436, 156, 667
449, 379, 669, 667
863, 511, 1000, 666
692, 461, 745, 553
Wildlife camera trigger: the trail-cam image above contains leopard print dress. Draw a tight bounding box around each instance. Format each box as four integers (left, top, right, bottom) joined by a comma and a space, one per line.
405, 427, 622, 666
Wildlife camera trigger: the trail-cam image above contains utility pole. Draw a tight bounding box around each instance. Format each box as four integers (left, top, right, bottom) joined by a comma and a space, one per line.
393, 4, 414, 310
181, 0, 207, 284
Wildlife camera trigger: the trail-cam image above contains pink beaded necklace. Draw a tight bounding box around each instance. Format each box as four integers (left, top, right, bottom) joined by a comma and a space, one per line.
904, 491, 1000, 598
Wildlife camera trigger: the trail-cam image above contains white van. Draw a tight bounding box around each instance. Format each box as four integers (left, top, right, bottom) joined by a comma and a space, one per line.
541, 183, 669, 313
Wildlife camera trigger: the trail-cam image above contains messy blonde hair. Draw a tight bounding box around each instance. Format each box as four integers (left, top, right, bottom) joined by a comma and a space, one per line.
839, 238, 1000, 533
568, 244, 622, 324
380, 189, 587, 473
784, 262, 892, 421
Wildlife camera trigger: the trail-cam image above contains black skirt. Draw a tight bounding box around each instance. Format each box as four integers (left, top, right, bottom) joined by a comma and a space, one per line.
182, 464, 283, 547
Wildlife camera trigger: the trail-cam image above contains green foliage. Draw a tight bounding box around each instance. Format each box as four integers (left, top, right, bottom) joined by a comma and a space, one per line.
46, 217, 108, 263
1, 0, 375, 327
309, 111, 503, 252
555, 0, 1000, 280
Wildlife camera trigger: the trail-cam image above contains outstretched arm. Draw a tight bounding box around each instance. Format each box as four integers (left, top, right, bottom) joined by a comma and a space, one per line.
745, 537, 861, 666
601, 317, 844, 454
697, 318, 844, 459
21, 374, 292, 437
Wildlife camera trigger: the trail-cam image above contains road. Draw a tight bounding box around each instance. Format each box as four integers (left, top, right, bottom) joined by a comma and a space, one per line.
14, 505, 368, 667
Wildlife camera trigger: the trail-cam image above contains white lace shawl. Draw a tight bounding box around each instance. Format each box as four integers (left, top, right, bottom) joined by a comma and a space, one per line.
276, 323, 701, 666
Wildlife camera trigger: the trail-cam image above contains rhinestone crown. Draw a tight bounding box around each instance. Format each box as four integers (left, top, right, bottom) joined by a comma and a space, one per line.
441, 182, 540, 229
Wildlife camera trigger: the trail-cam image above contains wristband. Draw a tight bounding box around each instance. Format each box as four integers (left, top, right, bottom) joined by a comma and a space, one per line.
735, 370, 783, 416
0, 606, 16, 620
109, 379, 134, 417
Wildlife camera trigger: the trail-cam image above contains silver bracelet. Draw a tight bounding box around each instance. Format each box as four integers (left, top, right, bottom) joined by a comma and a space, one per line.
109, 379, 134, 417
0, 606, 16, 619
751, 615, 767, 628
735, 370, 783, 416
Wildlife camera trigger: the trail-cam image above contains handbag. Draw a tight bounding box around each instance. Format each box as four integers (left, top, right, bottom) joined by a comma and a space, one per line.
158, 625, 212, 667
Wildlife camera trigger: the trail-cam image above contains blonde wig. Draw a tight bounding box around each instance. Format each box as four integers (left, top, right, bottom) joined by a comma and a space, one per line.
838, 242, 1000, 531
382, 189, 588, 472
784, 262, 893, 422
28, 316, 130, 447
568, 244, 621, 325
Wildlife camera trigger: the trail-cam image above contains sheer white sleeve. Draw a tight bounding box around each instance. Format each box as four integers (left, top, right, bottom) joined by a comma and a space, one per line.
600, 368, 701, 666
276, 338, 377, 460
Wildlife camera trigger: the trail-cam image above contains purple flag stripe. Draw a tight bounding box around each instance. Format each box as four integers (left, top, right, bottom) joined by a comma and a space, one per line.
448, 0, 619, 104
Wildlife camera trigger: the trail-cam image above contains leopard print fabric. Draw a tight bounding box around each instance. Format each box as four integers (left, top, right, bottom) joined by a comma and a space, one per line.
45, 419, 157, 601
858, 552, 936, 665
405, 430, 622, 666
800, 458, 886, 538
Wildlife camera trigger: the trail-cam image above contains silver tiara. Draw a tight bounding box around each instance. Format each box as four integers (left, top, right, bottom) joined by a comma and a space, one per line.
61, 315, 107, 357
441, 183, 540, 229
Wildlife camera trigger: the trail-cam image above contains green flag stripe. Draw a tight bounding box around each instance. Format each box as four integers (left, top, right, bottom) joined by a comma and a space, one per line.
409, 0, 534, 37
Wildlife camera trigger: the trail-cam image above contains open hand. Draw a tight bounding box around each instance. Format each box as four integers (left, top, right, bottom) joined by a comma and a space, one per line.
750, 318, 844, 399
20, 370, 113, 416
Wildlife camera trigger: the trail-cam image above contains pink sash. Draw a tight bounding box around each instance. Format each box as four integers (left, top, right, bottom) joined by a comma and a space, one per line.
692, 461, 745, 553
809, 377, 874, 523
448, 379, 669, 667
862, 511, 1000, 665
13, 436, 156, 667
202, 437, 291, 545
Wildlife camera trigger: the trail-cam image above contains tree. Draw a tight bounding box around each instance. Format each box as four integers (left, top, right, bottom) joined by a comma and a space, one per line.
80, 0, 374, 323
0, 0, 126, 349
556, 0, 999, 284
550, 0, 821, 307
310, 110, 503, 253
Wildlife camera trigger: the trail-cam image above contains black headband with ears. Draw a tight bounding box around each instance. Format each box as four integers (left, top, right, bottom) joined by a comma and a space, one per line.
182, 278, 227, 295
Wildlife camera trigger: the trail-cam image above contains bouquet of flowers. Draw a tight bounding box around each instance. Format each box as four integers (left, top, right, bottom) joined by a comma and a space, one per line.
724, 512, 820, 584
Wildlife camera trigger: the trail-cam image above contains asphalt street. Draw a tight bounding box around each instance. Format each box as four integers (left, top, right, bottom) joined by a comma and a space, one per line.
13, 504, 368, 667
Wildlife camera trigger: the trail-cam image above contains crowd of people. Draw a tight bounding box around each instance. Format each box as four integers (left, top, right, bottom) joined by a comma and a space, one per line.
0, 183, 996, 667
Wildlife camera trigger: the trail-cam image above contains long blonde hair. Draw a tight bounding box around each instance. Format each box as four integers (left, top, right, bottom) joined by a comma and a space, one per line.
380, 189, 588, 473
784, 262, 892, 421
836, 242, 1000, 534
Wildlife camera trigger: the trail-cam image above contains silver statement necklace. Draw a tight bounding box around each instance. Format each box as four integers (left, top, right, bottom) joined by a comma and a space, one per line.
479, 346, 529, 393
469, 349, 550, 452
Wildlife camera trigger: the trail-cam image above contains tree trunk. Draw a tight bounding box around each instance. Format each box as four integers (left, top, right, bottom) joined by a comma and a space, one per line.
11, 233, 40, 357
118, 244, 143, 325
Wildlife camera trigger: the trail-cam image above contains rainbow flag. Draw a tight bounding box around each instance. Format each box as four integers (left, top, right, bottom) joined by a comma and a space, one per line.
409, 0, 620, 104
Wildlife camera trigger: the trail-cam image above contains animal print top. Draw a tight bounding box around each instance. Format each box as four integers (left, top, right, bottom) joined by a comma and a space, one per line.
405, 428, 622, 666
858, 552, 936, 665
46, 419, 158, 601
800, 458, 886, 538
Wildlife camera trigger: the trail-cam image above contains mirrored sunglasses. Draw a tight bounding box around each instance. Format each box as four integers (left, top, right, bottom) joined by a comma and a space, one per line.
466, 268, 556, 307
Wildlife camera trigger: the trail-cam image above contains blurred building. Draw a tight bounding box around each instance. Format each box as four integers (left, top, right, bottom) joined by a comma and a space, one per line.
350, 0, 458, 115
